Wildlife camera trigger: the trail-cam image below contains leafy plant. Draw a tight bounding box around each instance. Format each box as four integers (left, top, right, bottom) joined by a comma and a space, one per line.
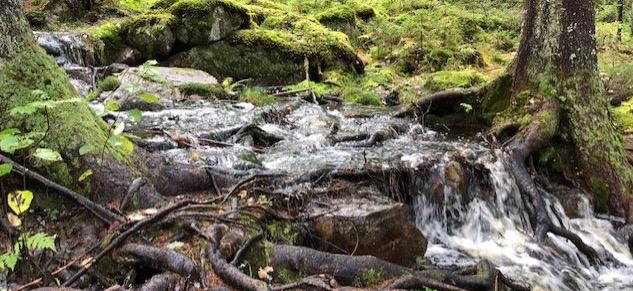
0, 190, 56, 272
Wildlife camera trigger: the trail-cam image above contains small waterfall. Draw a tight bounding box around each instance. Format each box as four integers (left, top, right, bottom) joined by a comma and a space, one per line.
413, 150, 633, 291
34, 31, 93, 67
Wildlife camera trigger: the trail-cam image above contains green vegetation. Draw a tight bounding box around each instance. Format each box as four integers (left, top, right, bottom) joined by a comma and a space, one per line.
353, 268, 386, 287
177, 82, 229, 99
99, 76, 120, 92
237, 88, 276, 105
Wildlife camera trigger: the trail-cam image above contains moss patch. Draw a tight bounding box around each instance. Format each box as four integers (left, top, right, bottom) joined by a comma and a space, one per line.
98, 76, 120, 92
424, 69, 487, 92
177, 82, 229, 99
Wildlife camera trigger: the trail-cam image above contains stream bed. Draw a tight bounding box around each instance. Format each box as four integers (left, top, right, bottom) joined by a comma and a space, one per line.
40, 31, 633, 291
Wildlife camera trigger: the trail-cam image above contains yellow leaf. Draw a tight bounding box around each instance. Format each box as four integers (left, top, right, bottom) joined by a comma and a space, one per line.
8, 190, 33, 215
80, 257, 93, 268
78, 169, 93, 182
7, 213, 21, 227
258, 266, 274, 280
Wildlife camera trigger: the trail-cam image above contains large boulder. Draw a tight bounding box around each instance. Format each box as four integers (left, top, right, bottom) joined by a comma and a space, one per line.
121, 13, 177, 59
308, 197, 427, 268
103, 66, 218, 111
169, 0, 251, 46
170, 24, 364, 85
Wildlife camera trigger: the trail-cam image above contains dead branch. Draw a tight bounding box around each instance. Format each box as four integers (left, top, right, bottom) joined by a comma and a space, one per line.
0, 153, 124, 224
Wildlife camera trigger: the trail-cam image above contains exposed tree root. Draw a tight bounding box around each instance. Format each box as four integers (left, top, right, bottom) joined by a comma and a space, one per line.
268, 244, 527, 291
118, 243, 201, 282
393, 88, 480, 118
504, 100, 601, 264
136, 272, 180, 291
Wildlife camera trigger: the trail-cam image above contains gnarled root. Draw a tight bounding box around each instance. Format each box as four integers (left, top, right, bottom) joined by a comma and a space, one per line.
504, 99, 602, 264
394, 88, 481, 118
269, 245, 527, 291
137, 272, 180, 291
118, 243, 201, 283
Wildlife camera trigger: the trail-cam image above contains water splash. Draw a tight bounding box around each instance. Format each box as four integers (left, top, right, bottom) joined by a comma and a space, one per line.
413, 152, 633, 291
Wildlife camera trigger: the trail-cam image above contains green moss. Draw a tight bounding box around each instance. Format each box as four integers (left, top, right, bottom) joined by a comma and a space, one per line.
286, 80, 334, 97
99, 76, 120, 92
89, 21, 125, 64
170, 0, 251, 45
266, 220, 298, 244
276, 268, 304, 284
0, 47, 130, 193
424, 69, 487, 92
613, 98, 633, 133
342, 88, 382, 106
238, 88, 276, 105
353, 268, 386, 287
177, 82, 229, 99
120, 12, 176, 58
315, 5, 357, 24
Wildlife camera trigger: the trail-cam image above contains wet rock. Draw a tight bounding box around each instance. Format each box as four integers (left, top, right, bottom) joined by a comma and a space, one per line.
34, 31, 100, 66
308, 197, 427, 267
105, 67, 218, 111
445, 160, 465, 191
170, 0, 251, 46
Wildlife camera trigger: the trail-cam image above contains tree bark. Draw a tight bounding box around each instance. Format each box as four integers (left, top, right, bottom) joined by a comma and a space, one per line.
502, 0, 633, 222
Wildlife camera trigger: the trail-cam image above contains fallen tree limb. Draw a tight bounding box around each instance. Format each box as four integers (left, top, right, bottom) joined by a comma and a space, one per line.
0, 153, 124, 224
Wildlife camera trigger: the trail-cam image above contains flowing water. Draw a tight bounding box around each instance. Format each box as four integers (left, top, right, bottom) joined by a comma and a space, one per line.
41, 33, 633, 291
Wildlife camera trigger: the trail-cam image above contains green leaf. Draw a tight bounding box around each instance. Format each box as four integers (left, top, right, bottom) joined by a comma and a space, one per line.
8, 190, 33, 215
138, 92, 159, 103
127, 109, 142, 123
124, 83, 142, 95
79, 144, 94, 156
0, 252, 19, 271
33, 148, 62, 162
78, 169, 93, 182
23, 232, 56, 252
0, 135, 34, 154
0, 164, 13, 177
104, 101, 120, 112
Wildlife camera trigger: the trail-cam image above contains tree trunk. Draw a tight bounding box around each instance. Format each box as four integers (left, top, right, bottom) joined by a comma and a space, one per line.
0, 0, 220, 216
506, 0, 633, 221
618, 0, 624, 41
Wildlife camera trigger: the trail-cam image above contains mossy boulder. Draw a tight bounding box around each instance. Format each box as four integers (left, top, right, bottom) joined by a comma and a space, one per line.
121, 13, 177, 59
170, 38, 305, 85
169, 0, 251, 46
170, 25, 363, 85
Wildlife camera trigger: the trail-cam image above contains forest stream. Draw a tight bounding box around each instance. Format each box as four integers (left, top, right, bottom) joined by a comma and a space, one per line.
31, 30, 633, 291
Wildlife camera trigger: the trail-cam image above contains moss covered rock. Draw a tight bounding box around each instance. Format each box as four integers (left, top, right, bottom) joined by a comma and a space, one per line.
169, 0, 251, 46
171, 24, 363, 85
121, 13, 177, 59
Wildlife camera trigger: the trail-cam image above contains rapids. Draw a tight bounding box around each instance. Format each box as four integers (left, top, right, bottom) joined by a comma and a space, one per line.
38, 31, 633, 291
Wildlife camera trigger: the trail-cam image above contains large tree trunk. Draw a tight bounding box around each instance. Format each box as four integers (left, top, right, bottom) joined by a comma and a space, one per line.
506, 0, 633, 221
0, 0, 219, 217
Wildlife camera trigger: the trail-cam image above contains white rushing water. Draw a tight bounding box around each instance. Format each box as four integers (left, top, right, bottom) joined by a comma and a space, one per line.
413, 150, 633, 291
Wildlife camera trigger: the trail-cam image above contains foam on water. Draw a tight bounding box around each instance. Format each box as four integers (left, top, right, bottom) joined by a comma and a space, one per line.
413, 150, 633, 291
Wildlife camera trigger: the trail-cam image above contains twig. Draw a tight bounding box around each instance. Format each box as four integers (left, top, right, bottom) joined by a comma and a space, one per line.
0, 153, 124, 224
